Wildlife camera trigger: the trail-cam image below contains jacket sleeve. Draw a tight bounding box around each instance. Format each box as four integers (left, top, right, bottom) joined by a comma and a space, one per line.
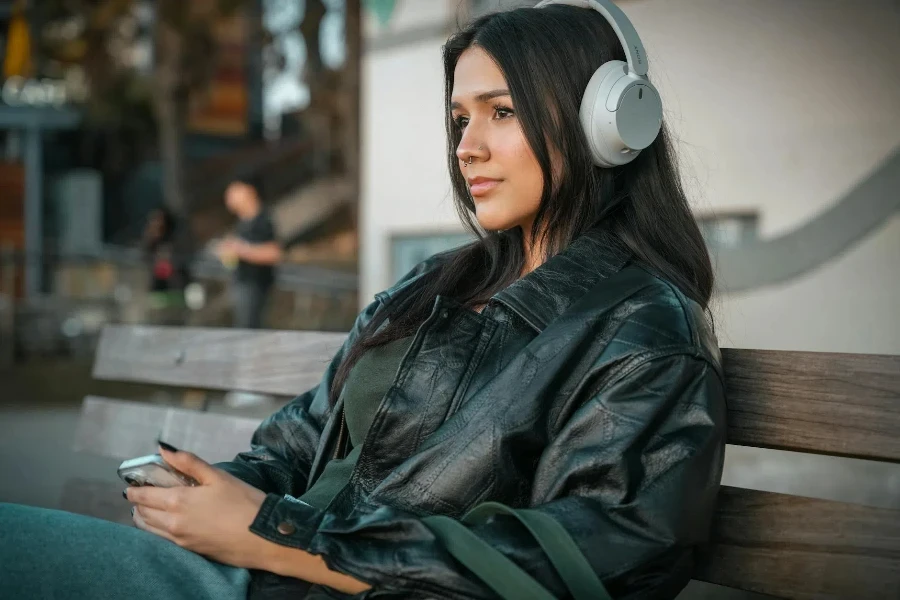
214, 296, 382, 496
247, 351, 727, 599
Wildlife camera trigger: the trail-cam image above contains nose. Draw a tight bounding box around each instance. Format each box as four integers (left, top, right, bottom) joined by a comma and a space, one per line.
456, 125, 489, 166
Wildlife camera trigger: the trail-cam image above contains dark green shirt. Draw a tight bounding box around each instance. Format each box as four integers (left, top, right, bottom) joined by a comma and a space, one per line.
298, 336, 413, 509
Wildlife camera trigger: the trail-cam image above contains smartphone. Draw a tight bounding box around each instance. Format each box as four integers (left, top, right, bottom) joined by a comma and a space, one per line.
117, 454, 198, 488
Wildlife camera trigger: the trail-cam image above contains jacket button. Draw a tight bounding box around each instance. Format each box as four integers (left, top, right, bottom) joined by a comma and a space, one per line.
276, 521, 296, 535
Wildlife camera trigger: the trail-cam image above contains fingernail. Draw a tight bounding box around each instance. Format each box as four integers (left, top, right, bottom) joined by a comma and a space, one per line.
122, 489, 128, 499
157, 439, 179, 453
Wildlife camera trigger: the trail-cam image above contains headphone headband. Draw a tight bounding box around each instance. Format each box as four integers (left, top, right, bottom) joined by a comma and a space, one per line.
534, 0, 648, 76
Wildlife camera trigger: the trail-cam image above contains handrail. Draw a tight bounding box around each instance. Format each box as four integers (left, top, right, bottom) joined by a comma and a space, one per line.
0, 246, 358, 294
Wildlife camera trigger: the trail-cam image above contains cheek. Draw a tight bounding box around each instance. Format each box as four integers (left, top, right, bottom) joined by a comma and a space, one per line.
507, 138, 543, 209
474, 137, 544, 230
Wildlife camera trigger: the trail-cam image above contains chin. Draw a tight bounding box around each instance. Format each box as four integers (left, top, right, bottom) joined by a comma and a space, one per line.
474, 207, 520, 232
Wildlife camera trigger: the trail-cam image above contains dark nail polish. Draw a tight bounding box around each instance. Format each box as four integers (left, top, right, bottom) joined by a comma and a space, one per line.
122, 490, 128, 499
157, 439, 179, 453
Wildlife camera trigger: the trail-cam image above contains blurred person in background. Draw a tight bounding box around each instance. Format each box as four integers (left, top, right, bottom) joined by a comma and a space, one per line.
142, 206, 189, 324
216, 179, 282, 329
0, 3, 725, 599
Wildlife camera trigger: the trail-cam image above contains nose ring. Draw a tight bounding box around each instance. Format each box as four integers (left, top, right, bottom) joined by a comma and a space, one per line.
462, 145, 483, 168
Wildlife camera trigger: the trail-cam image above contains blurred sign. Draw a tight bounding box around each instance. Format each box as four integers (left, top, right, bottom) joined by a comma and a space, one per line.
1, 72, 88, 108
2, 76, 64, 106
188, 11, 250, 136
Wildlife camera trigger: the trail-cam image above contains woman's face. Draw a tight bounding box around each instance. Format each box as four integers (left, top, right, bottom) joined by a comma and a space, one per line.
451, 46, 544, 234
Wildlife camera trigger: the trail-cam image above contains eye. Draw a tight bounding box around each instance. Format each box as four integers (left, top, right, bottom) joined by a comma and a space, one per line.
453, 114, 469, 130
493, 105, 515, 120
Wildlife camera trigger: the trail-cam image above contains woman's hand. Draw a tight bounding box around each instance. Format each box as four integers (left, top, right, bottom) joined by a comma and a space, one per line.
126, 445, 270, 569
126, 445, 371, 594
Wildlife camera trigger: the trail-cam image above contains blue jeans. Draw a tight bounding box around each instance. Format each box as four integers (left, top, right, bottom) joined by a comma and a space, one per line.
231, 281, 271, 329
0, 503, 250, 599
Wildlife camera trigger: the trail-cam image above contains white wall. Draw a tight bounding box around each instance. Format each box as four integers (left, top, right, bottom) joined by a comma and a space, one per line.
715, 218, 900, 353
360, 0, 900, 353
625, 0, 900, 236
360, 0, 461, 304
620, 0, 900, 353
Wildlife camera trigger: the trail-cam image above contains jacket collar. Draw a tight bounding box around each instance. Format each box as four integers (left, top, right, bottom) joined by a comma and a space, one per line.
377, 227, 631, 332
493, 227, 631, 332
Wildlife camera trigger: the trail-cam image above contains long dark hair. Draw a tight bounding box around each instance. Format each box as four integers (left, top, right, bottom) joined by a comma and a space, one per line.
145, 206, 178, 252
329, 5, 713, 405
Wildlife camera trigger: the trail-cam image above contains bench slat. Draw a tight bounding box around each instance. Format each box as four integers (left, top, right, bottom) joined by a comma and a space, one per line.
75, 396, 263, 463
722, 348, 900, 462
94, 326, 900, 462
93, 325, 346, 397
697, 485, 900, 600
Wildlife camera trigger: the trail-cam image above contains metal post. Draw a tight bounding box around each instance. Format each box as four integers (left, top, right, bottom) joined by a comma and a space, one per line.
246, 0, 265, 140
24, 126, 43, 296
0, 243, 13, 369
0, 243, 14, 296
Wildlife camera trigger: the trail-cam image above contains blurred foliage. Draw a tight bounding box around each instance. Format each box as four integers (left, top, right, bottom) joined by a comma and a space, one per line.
37, 0, 250, 124
36, 0, 251, 215
31, 0, 359, 222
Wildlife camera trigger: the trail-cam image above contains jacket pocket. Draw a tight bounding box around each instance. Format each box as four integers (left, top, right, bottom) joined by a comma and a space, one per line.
371, 422, 499, 518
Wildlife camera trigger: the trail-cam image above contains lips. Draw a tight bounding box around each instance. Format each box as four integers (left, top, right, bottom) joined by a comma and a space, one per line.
467, 176, 502, 197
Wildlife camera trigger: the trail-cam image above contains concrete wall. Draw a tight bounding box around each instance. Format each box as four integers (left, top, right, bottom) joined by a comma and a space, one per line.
360, 0, 900, 354
717, 218, 899, 353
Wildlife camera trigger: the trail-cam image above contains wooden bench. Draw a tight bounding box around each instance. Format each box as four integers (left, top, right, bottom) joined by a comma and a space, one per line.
73, 324, 900, 599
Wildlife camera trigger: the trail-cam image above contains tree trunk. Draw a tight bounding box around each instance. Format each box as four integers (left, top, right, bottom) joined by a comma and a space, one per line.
301, 0, 327, 79
153, 12, 193, 267
153, 19, 187, 216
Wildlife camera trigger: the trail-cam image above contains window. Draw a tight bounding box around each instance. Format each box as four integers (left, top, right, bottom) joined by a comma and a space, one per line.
390, 231, 474, 284
696, 211, 759, 250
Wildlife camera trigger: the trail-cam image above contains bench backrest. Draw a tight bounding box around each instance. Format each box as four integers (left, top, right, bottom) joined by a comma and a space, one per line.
83, 325, 900, 599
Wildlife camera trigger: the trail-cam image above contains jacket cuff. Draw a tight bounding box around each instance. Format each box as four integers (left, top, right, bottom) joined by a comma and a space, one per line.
249, 493, 324, 550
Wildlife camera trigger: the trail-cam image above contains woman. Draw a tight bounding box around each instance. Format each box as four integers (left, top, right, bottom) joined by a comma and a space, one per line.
143, 207, 178, 292
0, 3, 725, 599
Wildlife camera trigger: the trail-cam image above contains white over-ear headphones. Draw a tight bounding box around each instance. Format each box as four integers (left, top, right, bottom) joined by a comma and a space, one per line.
534, 0, 662, 167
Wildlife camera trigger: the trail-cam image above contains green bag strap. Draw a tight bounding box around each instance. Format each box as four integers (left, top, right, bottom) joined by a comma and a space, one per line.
421, 502, 611, 600
421, 515, 556, 600
463, 502, 611, 600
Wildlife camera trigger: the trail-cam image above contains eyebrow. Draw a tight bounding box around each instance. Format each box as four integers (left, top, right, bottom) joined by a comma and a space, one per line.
450, 88, 510, 110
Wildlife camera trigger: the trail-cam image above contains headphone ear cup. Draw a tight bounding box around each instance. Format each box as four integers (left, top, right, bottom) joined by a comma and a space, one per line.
580, 60, 663, 167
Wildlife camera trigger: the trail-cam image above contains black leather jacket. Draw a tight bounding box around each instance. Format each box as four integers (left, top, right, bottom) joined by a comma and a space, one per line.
219, 228, 727, 599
